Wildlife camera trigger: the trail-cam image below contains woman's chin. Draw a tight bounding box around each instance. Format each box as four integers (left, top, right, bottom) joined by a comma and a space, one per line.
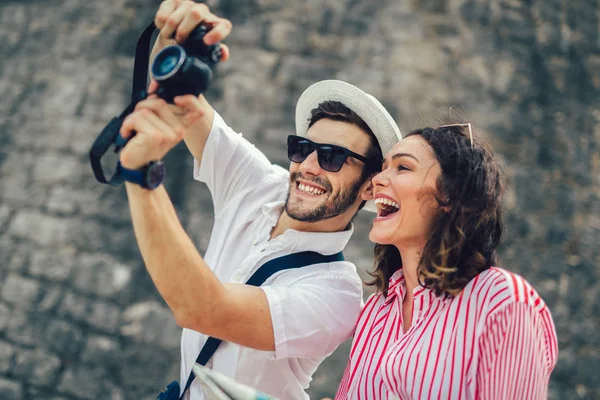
369, 229, 394, 245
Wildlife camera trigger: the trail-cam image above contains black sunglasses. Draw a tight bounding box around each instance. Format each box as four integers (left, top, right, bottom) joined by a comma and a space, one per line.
287, 135, 379, 173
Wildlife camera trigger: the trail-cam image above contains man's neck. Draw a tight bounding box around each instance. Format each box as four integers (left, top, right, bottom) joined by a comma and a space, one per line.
270, 210, 352, 239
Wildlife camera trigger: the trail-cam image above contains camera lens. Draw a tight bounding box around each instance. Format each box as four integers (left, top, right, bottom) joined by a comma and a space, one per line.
151, 46, 186, 80
157, 54, 178, 74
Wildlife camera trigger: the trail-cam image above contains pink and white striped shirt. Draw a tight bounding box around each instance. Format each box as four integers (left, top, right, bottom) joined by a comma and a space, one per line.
335, 267, 558, 400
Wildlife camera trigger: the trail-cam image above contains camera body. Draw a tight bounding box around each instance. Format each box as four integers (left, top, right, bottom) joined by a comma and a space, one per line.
151, 25, 222, 102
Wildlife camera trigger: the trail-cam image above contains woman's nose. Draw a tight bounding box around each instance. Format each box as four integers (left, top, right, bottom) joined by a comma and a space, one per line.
372, 169, 389, 187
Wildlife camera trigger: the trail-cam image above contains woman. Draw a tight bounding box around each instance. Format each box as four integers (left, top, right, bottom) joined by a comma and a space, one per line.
335, 124, 558, 399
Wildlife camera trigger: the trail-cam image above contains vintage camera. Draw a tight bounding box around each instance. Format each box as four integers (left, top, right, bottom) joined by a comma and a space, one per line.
150, 24, 222, 102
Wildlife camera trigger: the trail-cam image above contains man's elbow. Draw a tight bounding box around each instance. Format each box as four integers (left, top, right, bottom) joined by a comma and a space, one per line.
173, 307, 196, 330
170, 288, 227, 333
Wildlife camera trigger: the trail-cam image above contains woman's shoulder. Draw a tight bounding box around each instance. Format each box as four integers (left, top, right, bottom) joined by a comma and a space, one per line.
463, 267, 549, 315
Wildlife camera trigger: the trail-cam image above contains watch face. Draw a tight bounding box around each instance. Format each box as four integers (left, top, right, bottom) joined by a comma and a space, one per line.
146, 161, 165, 189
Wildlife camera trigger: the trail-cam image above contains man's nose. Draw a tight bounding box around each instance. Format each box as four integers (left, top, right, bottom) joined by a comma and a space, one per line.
299, 151, 322, 175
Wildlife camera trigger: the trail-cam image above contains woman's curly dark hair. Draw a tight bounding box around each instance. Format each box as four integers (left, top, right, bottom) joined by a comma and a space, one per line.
368, 124, 506, 297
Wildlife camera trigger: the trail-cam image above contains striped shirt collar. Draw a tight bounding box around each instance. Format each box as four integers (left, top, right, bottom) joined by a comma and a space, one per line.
383, 268, 438, 306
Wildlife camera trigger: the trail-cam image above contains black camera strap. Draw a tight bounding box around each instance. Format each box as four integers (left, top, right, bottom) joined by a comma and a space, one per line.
89, 22, 157, 185
131, 22, 157, 104
179, 250, 345, 399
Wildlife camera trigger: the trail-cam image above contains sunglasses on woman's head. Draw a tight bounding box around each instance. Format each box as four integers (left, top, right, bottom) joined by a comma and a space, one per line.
287, 135, 379, 173
439, 123, 474, 149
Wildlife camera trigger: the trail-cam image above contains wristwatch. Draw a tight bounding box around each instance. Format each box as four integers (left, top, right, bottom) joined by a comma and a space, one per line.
117, 160, 166, 189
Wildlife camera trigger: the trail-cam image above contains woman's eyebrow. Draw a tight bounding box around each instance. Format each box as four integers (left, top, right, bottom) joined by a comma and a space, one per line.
392, 152, 419, 162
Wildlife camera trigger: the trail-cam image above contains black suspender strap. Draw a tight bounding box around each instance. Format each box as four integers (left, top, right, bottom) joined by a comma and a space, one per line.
179, 250, 344, 399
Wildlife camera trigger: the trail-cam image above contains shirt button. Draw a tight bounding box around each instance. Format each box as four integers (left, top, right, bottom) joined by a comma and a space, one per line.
252, 240, 258, 245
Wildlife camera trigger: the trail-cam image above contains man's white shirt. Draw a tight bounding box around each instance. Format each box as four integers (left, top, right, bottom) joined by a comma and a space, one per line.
180, 112, 363, 399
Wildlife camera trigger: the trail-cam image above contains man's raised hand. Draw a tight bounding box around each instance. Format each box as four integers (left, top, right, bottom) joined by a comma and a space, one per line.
154, 0, 231, 61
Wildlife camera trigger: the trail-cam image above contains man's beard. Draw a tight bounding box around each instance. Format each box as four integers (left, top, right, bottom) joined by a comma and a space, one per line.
285, 172, 364, 222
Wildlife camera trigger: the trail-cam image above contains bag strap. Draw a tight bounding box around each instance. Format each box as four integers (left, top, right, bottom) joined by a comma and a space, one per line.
179, 250, 344, 399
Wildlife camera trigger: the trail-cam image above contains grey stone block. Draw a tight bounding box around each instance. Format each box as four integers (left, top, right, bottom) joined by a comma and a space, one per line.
266, 21, 306, 52
118, 345, 173, 392
87, 299, 122, 333
0, 205, 12, 232
43, 319, 85, 357
1, 274, 41, 307
5, 311, 47, 347
32, 153, 82, 185
0, 244, 29, 274
1, 178, 49, 211
575, 350, 600, 392
71, 220, 135, 255
29, 245, 78, 282
37, 284, 65, 313
80, 335, 121, 365
46, 185, 79, 215
64, 185, 108, 217
0, 239, 27, 276
121, 301, 181, 350
58, 290, 121, 334
11, 118, 77, 153
57, 291, 87, 323
13, 348, 62, 387
0, 378, 21, 400
0, 302, 11, 332
24, 386, 73, 400
0, 340, 15, 373
73, 252, 133, 297
57, 364, 113, 400
8, 211, 72, 246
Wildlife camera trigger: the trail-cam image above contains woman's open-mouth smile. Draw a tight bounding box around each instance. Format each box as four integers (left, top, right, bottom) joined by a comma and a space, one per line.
374, 195, 400, 222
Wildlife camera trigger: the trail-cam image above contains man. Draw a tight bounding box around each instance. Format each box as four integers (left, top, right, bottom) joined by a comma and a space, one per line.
118, 1, 402, 398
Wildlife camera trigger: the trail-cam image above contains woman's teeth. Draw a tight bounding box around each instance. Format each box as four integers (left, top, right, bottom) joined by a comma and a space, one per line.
374, 197, 400, 209
374, 197, 400, 217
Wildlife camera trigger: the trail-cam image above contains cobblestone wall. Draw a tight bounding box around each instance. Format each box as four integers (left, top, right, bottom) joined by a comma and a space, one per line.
0, 0, 598, 399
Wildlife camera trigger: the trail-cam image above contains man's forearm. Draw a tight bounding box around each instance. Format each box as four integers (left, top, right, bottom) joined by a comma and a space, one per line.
125, 182, 225, 327
181, 94, 214, 162
124, 182, 275, 350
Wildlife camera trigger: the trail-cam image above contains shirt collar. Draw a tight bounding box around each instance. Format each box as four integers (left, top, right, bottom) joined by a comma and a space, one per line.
383, 268, 432, 306
384, 269, 406, 306
260, 200, 354, 255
